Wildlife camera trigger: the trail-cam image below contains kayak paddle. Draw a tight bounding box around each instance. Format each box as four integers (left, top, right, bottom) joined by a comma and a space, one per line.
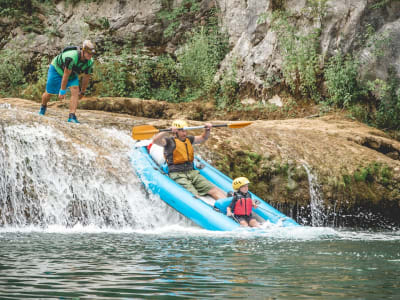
132, 121, 253, 140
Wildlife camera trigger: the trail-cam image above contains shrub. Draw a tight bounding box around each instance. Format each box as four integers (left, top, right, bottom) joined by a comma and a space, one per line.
0, 49, 28, 96
158, 0, 201, 38
369, 74, 400, 130
269, 11, 321, 101
21, 57, 50, 100
132, 54, 181, 102
177, 27, 229, 101
324, 53, 364, 107
92, 48, 134, 97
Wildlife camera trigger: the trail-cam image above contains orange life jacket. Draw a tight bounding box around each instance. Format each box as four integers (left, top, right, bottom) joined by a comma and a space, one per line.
165, 138, 194, 166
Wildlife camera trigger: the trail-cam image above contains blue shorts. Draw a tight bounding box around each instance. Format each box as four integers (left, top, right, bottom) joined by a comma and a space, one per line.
45, 65, 79, 94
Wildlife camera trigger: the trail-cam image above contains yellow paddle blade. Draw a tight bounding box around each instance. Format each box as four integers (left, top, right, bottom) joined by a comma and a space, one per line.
226, 121, 253, 129
132, 125, 159, 140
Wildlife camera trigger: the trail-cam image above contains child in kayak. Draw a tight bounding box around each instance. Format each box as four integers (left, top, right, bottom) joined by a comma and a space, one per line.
226, 177, 260, 227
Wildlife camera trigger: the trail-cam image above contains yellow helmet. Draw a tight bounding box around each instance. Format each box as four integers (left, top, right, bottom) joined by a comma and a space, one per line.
232, 177, 250, 190
172, 120, 188, 129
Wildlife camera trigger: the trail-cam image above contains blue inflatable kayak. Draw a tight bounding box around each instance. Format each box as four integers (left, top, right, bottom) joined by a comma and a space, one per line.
130, 144, 300, 231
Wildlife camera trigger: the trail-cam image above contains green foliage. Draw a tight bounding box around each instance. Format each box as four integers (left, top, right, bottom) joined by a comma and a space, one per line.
92, 48, 134, 97
364, 24, 392, 58
368, 74, 400, 130
353, 162, 393, 185
178, 29, 216, 96
84, 16, 110, 30
177, 27, 230, 101
215, 58, 240, 109
21, 57, 50, 100
270, 11, 321, 101
132, 54, 181, 102
90, 9, 228, 103
347, 103, 370, 124
98, 17, 110, 29
0, 49, 28, 97
369, 0, 400, 9
0, 0, 33, 17
158, 0, 201, 38
64, 0, 106, 7
302, 0, 329, 21
324, 53, 364, 107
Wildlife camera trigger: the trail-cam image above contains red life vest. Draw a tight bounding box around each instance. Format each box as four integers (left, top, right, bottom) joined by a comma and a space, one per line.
233, 193, 253, 216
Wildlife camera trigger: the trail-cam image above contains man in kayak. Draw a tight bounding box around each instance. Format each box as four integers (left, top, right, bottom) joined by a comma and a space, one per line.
226, 177, 259, 227
38, 40, 95, 123
152, 120, 226, 200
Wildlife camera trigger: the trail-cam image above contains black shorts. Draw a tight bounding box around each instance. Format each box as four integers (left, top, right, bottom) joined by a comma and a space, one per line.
234, 215, 255, 223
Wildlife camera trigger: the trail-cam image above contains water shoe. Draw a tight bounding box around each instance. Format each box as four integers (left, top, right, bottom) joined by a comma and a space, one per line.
67, 113, 80, 124
38, 105, 47, 115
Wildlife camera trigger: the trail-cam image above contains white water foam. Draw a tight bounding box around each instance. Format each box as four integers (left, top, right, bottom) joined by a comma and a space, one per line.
302, 162, 326, 226
0, 122, 184, 229
0, 103, 12, 109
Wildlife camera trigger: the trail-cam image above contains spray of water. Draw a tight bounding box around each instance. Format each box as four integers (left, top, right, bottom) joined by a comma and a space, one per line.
0, 111, 186, 229
302, 162, 325, 227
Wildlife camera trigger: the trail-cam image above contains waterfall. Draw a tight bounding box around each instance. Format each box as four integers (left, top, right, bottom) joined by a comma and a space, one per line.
302, 162, 325, 227
0, 105, 185, 229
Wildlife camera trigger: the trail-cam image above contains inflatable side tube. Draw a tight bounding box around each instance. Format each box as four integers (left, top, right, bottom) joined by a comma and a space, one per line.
197, 157, 299, 227
130, 147, 240, 231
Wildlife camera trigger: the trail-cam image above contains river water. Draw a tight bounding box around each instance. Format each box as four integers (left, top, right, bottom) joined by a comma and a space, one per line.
1, 226, 399, 299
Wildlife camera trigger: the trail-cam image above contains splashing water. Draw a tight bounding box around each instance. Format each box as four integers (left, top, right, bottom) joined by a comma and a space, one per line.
0, 112, 187, 229
302, 162, 325, 226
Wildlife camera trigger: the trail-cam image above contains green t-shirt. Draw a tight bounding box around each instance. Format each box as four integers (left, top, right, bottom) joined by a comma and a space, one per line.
51, 49, 94, 78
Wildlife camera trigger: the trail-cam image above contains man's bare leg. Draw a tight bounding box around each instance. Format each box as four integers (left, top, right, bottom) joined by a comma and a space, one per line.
41, 92, 51, 106
208, 187, 226, 200
69, 86, 80, 113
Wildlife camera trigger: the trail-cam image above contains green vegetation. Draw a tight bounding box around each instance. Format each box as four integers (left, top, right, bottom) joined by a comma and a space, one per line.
369, 73, 400, 130
158, 0, 201, 38
22, 57, 50, 100
324, 53, 364, 107
91, 23, 229, 103
369, 0, 400, 9
0, 49, 28, 97
260, 10, 322, 101
341, 162, 393, 187
0, 0, 34, 17
214, 148, 307, 199
0, 0, 399, 134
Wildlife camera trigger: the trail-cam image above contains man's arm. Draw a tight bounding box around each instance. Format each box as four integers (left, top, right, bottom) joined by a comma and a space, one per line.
152, 132, 169, 147
193, 123, 212, 144
59, 68, 72, 99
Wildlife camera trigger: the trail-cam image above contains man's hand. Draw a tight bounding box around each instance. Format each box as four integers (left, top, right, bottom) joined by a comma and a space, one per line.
171, 126, 178, 134
79, 91, 85, 100
205, 123, 212, 131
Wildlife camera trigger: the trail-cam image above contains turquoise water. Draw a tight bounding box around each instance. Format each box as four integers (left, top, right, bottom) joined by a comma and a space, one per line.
1, 226, 399, 299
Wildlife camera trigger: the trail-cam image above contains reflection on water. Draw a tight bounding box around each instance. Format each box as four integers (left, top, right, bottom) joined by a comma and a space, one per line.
0, 227, 399, 299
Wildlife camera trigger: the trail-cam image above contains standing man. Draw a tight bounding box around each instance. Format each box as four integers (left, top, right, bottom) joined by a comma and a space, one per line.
152, 120, 226, 200
39, 40, 95, 123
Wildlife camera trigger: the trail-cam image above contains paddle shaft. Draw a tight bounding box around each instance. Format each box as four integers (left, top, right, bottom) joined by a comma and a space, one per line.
158, 124, 228, 133
132, 122, 252, 140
